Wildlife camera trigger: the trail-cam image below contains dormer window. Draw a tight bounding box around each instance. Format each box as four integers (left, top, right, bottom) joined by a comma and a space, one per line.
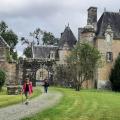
105, 25, 113, 43
106, 52, 113, 62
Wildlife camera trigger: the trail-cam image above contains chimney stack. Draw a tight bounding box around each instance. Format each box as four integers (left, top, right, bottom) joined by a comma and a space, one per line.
87, 7, 97, 30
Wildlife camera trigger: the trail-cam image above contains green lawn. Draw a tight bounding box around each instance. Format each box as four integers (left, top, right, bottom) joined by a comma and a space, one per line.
22, 87, 120, 120
0, 87, 41, 108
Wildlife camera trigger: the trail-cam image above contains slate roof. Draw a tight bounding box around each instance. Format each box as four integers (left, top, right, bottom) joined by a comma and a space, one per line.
33, 45, 58, 59
96, 12, 120, 38
0, 36, 10, 48
59, 26, 77, 49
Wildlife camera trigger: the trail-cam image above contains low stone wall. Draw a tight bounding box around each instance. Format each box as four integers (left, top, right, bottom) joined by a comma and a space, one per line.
7, 86, 18, 95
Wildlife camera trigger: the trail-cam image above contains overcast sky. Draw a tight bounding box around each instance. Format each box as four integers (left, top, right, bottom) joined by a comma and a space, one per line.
0, 0, 120, 56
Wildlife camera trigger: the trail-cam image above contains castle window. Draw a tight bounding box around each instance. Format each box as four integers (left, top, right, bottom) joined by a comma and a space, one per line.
105, 25, 113, 42
106, 52, 113, 62
40, 71, 43, 78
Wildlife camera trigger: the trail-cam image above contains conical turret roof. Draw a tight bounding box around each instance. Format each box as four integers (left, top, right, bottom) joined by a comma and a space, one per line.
59, 26, 77, 49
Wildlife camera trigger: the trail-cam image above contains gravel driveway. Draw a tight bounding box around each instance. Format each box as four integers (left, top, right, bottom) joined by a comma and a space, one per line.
0, 87, 62, 120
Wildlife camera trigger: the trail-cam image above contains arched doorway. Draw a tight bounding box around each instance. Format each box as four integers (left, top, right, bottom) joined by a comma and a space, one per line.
36, 68, 48, 85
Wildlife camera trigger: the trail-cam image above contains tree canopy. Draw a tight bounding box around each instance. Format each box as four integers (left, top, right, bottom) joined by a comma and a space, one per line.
67, 42, 101, 91
0, 21, 18, 60
42, 31, 59, 45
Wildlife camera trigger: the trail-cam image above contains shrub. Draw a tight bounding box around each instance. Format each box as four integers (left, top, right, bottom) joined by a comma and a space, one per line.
0, 69, 6, 91
110, 55, 120, 91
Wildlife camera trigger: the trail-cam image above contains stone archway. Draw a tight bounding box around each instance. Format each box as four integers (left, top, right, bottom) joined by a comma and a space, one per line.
18, 58, 55, 86
36, 68, 48, 85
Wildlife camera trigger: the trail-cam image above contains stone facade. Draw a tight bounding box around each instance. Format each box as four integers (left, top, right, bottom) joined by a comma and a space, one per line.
79, 7, 120, 89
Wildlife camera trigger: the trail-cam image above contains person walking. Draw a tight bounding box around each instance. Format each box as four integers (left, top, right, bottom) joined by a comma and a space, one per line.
23, 78, 33, 105
43, 79, 49, 93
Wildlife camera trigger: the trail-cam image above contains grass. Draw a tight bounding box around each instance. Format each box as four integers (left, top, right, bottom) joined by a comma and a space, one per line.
22, 87, 120, 120
0, 87, 41, 108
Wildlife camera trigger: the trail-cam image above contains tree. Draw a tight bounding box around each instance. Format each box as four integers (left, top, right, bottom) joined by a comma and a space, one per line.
11, 50, 18, 60
30, 28, 44, 45
42, 31, 59, 45
0, 21, 18, 60
1, 30, 18, 50
110, 55, 120, 91
67, 42, 101, 91
54, 65, 70, 86
23, 47, 32, 58
21, 37, 33, 58
0, 69, 6, 91
21, 28, 43, 58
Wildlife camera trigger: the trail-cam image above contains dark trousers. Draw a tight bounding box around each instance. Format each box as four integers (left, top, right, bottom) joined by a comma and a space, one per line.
44, 86, 48, 93
25, 91, 29, 99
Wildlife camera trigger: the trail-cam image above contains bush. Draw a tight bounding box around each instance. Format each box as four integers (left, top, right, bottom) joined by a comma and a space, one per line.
0, 69, 6, 91
110, 55, 120, 91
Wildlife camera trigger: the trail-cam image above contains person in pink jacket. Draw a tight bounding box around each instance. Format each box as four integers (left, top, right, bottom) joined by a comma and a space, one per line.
23, 78, 33, 105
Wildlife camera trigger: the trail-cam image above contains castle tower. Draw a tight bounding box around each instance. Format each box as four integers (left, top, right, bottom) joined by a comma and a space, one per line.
78, 7, 97, 44
87, 7, 97, 30
59, 25, 77, 64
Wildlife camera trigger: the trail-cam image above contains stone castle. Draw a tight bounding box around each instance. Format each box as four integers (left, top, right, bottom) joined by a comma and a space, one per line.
0, 6, 120, 89
79, 7, 120, 89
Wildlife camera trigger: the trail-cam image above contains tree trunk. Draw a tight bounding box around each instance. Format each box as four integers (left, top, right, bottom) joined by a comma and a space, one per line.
75, 84, 80, 91
0, 87, 2, 92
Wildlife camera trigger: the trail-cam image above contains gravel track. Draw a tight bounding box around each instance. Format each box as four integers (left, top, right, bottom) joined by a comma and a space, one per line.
0, 88, 62, 120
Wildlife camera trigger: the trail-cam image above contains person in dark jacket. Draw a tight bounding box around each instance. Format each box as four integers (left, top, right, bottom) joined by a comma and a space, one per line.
43, 79, 49, 93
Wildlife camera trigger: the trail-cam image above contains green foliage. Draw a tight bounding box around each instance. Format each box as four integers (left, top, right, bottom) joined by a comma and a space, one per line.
0, 69, 6, 91
42, 31, 59, 45
67, 42, 101, 90
54, 65, 74, 87
0, 21, 18, 60
29, 28, 44, 45
1, 30, 18, 50
0, 21, 8, 33
23, 47, 32, 58
5, 49, 12, 62
11, 51, 18, 60
110, 55, 120, 91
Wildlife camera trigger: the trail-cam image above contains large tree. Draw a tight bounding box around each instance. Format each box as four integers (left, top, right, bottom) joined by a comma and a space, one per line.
21, 37, 33, 58
22, 28, 59, 58
23, 47, 32, 58
110, 55, 120, 91
54, 65, 72, 87
42, 31, 59, 45
67, 42, 101, 91
30, 28, 44, 45
0, 21, 18, 60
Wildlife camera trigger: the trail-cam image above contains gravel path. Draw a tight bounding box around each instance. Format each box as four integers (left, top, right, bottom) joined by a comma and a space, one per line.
0, 87, 62, 120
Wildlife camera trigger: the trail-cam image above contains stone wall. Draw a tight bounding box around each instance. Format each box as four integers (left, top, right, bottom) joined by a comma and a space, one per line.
0, 61, 17, 84
96, 38, 120, 89
58, 49, 70, 64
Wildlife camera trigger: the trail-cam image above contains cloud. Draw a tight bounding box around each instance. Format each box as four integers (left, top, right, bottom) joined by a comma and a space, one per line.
0, 0, 120, 55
